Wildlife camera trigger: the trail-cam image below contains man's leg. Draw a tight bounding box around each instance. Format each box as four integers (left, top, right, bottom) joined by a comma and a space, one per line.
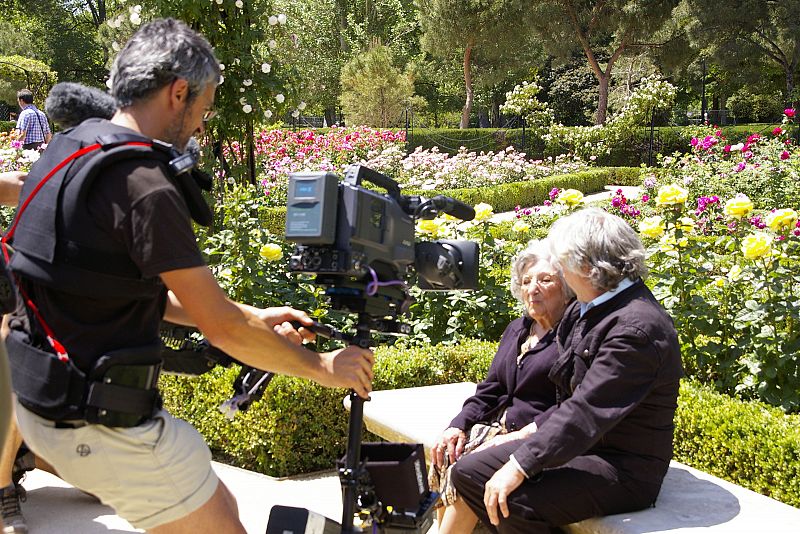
149, 480, 244, 534
450, 442, 653, 534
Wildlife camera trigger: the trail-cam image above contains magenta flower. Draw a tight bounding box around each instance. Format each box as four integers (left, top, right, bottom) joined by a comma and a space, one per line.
10, 140, 21, 149
735, 162, 746, 172
781, 150, 790, 160
543, 200, 552, 207
785, 108, 796, 118
690, 137, 699, 147
773, 127, 783, 136
723, 145, 731, 154
743, 150, 754, 160
549, 187, 560, 201
641, 194, 650, 203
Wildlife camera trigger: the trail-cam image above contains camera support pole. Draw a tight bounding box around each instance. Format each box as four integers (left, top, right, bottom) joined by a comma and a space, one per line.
340, 313, 373, 534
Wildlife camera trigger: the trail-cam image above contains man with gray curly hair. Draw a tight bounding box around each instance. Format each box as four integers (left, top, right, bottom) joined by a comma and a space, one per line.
7, 18, 374, 534
444, 208, 682, 534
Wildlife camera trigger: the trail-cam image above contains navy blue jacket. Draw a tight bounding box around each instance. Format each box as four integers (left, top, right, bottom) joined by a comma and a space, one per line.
449, 315, 560, 432
512, 280, 683, 494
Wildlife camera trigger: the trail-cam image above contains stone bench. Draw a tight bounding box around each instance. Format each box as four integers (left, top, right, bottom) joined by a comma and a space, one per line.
346, 382, 800, 533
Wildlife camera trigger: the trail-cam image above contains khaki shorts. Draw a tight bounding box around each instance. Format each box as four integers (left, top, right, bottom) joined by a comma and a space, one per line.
15, 401, 219, 530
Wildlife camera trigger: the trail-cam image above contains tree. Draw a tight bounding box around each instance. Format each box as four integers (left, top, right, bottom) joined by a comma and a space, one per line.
340, 44, 418, 127
526, 0, 680, 124
0, 55, 58, 103
416, 0, 531, 128
684, 0, 800, 107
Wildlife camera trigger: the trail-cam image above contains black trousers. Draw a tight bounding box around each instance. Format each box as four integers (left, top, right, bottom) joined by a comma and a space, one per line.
22, 142, 43, 150
450, 441, 659, 534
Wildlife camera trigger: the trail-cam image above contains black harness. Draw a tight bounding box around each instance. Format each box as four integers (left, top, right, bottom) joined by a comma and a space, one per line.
2, 119, 214, 427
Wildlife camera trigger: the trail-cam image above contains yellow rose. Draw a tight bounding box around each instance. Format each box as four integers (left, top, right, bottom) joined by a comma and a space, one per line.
714, 278, 725, 288
639, 216, 665, 238
512, 220, 531, 233
556, 189, 584, 207
723, 195, 754, 218
474, 202, 494, 222
259, 243, 284, 262
417, 218, 443, 237
765, 208, 799, 232
655, 184, 688, 206
741, 233, 773, 260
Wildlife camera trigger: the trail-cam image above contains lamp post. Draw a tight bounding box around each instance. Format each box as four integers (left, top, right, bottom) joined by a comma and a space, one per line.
701, 58, 707, 124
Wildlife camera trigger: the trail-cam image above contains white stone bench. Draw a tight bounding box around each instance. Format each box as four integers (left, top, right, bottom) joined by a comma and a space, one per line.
346, 382, 800, 533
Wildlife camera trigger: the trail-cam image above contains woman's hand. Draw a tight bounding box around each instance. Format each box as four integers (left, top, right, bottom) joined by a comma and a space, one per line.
431, 427, 466, 469
483, 461, 525, 526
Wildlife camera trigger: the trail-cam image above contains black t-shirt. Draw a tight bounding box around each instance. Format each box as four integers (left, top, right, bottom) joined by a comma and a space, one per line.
9, 157, 206, 372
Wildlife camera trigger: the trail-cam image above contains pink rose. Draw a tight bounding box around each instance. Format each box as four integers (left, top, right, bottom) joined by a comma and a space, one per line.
773, 127, 783, 136
785, 108, 796, 118
781, 150, 790, 160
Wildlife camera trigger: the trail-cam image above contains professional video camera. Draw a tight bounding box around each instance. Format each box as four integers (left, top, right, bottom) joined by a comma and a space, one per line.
267, 165, 479, 534
284, 164, 478, 323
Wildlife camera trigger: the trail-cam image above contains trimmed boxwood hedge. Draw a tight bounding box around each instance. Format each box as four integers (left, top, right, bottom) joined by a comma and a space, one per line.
254, 167, 641, 235
160, 341, 800, 507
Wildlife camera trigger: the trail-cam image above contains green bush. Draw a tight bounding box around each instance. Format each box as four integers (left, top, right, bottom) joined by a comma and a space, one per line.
254, 167, 640, 235
160, 342, 800, 507
159, 340, 496, 476
0, 121, 14, 133
674, 380, 800, 507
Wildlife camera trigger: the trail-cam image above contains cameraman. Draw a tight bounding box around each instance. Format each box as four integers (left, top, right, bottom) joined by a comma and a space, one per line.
5, 18, 374, 534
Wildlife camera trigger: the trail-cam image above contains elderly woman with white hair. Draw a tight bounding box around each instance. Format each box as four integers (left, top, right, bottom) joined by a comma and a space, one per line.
442, 208, 683, 534
431, 238, 575, 532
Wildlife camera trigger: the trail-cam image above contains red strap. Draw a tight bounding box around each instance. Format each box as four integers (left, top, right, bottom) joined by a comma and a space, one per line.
2, 140, 153, 362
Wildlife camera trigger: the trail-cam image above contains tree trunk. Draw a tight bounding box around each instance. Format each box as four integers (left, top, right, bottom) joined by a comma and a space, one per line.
324, 107, 337, 127
460, 41, 474, 129
786, 67, 796, 108
595, 74, 609, 125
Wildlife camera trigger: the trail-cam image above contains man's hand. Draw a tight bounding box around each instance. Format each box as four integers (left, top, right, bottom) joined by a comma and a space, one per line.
483, 461, 525, 526
318, 346, 375, 399
248, 305, 316, 346
432, 427, 466, 469
0, 171, 25, 206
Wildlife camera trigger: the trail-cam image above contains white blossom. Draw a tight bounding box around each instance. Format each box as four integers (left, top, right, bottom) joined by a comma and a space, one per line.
239, 97, 247, 105
106, 78, 113, 89
298, 101, 307, 110
240, 88, 245, 93
235, 0, 243, 8
275, 93, 285, 103
112, 41, 120, 52
220, 63, 225, 70
291, 110, 300, 118
219, 75, 225, 84
269, 16, 278, 25
277, 13, 287, 24
261, 63, 271, 73
242, 104, 252, 114
264, 109, 273, 119
268, 39, 277, 49
243, 79, 252, 86
216, 0, 223, 4
130, 13, 141, 25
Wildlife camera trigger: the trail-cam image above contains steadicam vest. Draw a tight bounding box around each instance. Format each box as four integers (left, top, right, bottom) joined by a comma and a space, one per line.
5, 118, 213, 424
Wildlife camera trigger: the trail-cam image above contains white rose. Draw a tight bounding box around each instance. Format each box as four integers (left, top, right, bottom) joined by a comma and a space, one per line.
219, 75, 225, 84
243, 79, 252, 86
239, 97, 247, 105
291, 110, 300, 118
235, 0, 243, 7
261, 63, 271, 73
297, 101, 306, 110
268, 39, 277, 49
242, 104, 252, 114
268, 15, 278, 25
277, 13, 287, 24
275, 93, 285, 103
265, 110, 273, 118
219, 63, 225, 70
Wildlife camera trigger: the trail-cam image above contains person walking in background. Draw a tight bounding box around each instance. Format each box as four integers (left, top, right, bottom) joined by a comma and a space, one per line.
14, 90, 51, 151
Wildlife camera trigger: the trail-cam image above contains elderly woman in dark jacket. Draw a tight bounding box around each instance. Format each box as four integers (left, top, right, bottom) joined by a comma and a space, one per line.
442, 208, 683, 534
431, 239, 574, 531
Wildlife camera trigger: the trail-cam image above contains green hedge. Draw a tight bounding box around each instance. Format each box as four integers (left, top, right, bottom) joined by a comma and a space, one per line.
256, 167, 641, 235
0, 120, 15, 133
161, 340, 800, 507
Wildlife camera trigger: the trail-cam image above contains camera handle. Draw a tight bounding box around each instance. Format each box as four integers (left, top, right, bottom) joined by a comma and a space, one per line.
343, 164, 402, 201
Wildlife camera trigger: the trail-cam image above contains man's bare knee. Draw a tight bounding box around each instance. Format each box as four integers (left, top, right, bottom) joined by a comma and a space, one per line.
148, 481, 244, 534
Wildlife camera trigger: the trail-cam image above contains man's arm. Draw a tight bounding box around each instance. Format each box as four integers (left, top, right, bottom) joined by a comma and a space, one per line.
161, 265, 375, 398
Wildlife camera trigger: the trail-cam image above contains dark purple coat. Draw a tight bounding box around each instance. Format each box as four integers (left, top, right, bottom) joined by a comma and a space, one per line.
449, 315, 560, 433
512, 280, 683, 493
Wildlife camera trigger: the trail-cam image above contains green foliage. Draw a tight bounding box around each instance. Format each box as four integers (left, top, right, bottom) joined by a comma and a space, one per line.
0, 121, 14, 133
0, 55, 57, 103
674, 380, 800, 507
727, 88, 784, 123
339, 45, 419, 128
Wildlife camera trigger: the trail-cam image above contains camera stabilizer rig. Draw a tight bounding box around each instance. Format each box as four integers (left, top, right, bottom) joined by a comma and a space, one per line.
266, 165, 479, 534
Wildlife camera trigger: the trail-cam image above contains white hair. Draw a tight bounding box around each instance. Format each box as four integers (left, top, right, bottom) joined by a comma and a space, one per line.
510, 239, 575, 305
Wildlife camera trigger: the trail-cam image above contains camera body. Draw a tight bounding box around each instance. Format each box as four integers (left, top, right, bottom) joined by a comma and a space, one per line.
285, 165, 478, 320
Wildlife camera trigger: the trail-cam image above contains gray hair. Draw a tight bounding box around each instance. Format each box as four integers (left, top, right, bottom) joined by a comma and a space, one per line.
548, 208, 647, 292
110, 18, 220, 108
510, 239, 575, 305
